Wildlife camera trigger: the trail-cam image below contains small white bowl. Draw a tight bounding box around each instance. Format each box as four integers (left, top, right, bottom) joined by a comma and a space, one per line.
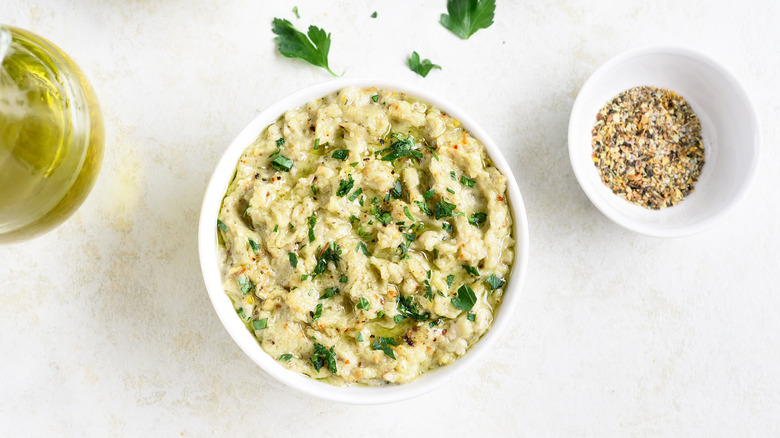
568, 46, 760, 237
198, 78, 529, 404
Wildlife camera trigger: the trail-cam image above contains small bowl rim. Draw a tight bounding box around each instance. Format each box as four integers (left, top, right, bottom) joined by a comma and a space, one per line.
198, 77, 530, 404
567, 45, 761, 237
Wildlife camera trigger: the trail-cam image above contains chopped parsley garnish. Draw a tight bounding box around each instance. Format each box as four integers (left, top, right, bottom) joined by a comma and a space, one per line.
403, 206, 415, 221
424, 279, 434, 300
467, 312, 476, 322
371, 336, 397, 359
446, 188, 456, 194
371, 11, 378, 18
408, 51, 442, 78
279, 353, 293, 361
271, 18, 339, 76
460, 175, 476, 187
217, 219, 228, 232
292, 6, 300, 18
393, 315, 404, 324
377, 310, 385, 318
468, 212, 487, 226
371, 94, 379, 102
429, 318, 442, 328
434, 200, 457, 219
414, 200, 433, 217
270, 155, 293, 172
423, 189, 436, 200
310, 185, 317, 196
308, 213, 316, 242
276, 138, 285, 148
238, 276, 255, 295
397, 295, 429, 321
377, 133, 421, 162
390, 180, 403, 199
357, 331, 364, 342
237, 307, 248, 320
339, 275, 348, 283
348, 187, 363, 202
243, 204, 251, 217
486, 274, 505, 291
440, 0, 496, 40
375, 211, 393, 226
451, 284, 477, 311
446, 274, 455, 288
463, 265, 480, 276
320, 287, 340, 299
314, 138, 320, 149
336, 174, 354, 197
288, 252, 298, 268
332, 149, 349, 160
356, 297, 370, 310
313, 242, 341, 275
273, 224, 279, 232
356, 241, 371, 257
252, 318, 268, 330
310, 342, 337, 373
450, 171, 457, 180
301, 274, 309, 281
442, 222, 452, 232
312, 303, 323, 321
248, 238, 261, 255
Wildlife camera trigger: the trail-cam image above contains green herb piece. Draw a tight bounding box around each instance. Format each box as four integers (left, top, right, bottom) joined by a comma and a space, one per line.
450, 171, 457, 180
468, 212, 488, 226
238, 276, 255, 295
313, 241, 342, 275
441, 222, 452, 232
289, 223, 295, 229
393, 314, 405, 324
273, 224, 279, 232
279, 353, 293, 361
403, 206, 415, 221
486, 274, 506, 291
271, 18, 338, 76
423, 189, 436, 200
243, 204, 251, 218
467, 312, 476, 322
301, 274, 309, 281
336, 275, 346, 284
377, 310, 385, 318
434, 200, 457, 219
414, 200, 433, 217
357, 297, 370, 310
347, 187, 363, 202
371, 94, 379, 102
320, 287, 340, 299
452, 284, 477, 311
314, 138, 320, 149
371, 11, 378, 18
371, 336, 397, 359
390, 180, 403, 199
270, 155, 293, 172
403, 232, 416, 244
275, 138, 285, 148
311, 185, 318, 196
440, 0, 495, 40
433, 246, 439, 258
238, 307, 248, 320
312, 303, 323, 321
350, 162, 359, 167
357, 331, 364, 342
429, 318, 442, 328
397, 295, 429, 321
447, 274, 455, 288
463, 265, 480, 276
375, 211, 393, 226
332, 149, 349, 160
408, 51, 442, 78
310, 342, 337, 373
217, 219, 228, 232
307, 214, 316, 242
336, 174, 354, 197
288, 252, 298, 268
377, 133, 416, 162
248, 238, 261, 255
356, 241, 371, 257
460, 175, 476, 187
253, 318, 268, 330
424, 279, 434, 300
446, 188, 456, 194
292, 6, 300, 18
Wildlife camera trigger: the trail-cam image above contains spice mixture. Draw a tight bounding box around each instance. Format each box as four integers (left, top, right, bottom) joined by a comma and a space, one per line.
591, 86, 705, 209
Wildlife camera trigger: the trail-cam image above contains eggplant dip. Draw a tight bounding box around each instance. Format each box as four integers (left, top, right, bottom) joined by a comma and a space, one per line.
217, 86, 515, 385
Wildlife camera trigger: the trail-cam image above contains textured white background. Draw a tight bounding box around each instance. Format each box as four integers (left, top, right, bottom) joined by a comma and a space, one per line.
1, 1, 779, 436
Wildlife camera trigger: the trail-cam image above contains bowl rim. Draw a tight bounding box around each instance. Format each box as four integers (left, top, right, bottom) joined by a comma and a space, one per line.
198, 77, 530, 404
567, 45, 761, 237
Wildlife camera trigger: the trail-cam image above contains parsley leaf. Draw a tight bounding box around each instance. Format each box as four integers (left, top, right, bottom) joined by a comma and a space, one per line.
371, 336, 397, 359
271, 18, 339, 76
463, 265, 480, 276
356, 242, 371, 257
377, 133, 417, 162
403, 206, 415, 221
332, 149, 349, 160
408, 51, 442, 78
423, 189, 436, 200
238, 276, 255, 295
460, 175, 476, 187
468, 212, 488, 226
348, 187, 363, 202
310, 342, 337, 373
357, 297, 370, 310
308, 213, 316, 242
440, 0, 496, 40
375, 211, 393, 226
390, 180, 403, 199
414, 200, 433, 217
434, 200, 457, 219
252, 318, 268, 330
217, 219, 228, 232
451, 284, 477, 311
397, 295, 429, 321
313, 242, 341, 275
279, 353, 293, 361
320, 287, 340, 299
486, 273, 505, 291
336, 174, 354, 197
270, 155, 293, 172
467, 312, 476, 322
288, 252, 298, 268
312, 303, 323, 321
248, 238, 261, 255
446, 274, 455, 288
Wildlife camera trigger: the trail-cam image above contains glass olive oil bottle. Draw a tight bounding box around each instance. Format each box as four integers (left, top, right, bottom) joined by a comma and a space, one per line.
0, 26, 104, 243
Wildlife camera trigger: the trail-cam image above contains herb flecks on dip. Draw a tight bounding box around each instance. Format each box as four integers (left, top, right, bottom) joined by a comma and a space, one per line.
217, 86, 514, 385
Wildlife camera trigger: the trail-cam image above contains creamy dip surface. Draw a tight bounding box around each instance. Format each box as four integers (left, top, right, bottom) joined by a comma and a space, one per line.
217, 86, 515, 385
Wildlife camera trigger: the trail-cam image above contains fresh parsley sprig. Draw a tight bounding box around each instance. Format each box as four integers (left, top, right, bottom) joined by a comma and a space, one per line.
272, 18, 340, 76
440, 0, 496, 40
408, 51, 442, 77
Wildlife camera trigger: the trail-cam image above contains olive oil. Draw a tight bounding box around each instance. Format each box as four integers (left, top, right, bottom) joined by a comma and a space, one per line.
0, 26, 104, 243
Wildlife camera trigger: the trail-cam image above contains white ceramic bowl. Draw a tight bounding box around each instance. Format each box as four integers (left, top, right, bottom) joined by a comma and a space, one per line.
198, 78, 529, 404
568, 46, 760, 237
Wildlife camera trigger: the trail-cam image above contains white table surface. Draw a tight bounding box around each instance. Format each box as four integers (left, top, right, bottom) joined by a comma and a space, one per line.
2, 1, 779, 436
